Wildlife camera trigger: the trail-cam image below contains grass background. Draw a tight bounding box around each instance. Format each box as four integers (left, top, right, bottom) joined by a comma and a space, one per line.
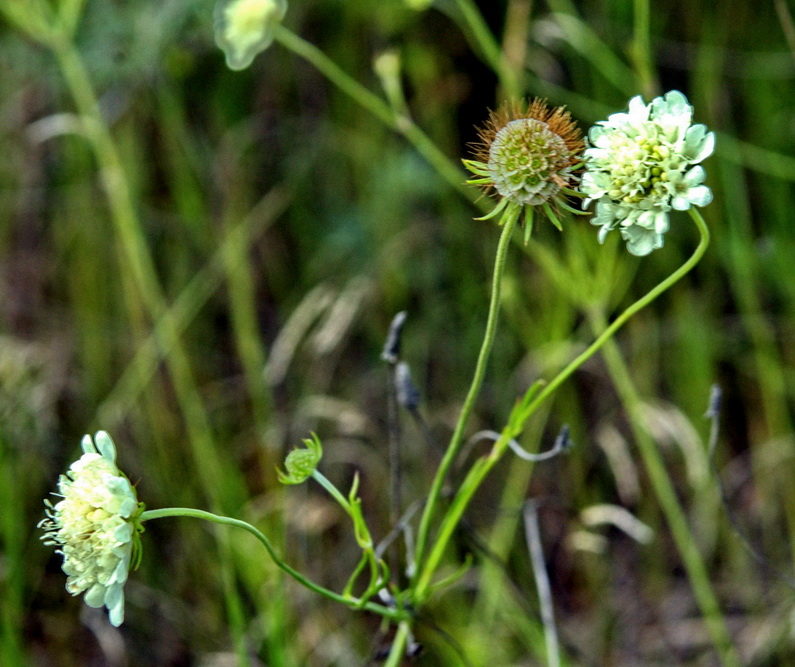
2, 0, 795, 664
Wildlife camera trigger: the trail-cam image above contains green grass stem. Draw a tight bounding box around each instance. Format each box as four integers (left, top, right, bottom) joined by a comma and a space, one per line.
586, 308, 741, 666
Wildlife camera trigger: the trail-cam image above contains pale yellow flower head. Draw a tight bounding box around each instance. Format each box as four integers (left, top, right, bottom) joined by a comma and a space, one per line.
40, 432, 143, 627
215, 0, 288, 70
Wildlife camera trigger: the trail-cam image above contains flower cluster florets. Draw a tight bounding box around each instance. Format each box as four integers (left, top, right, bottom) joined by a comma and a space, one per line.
581, 90, 715, 256
40, 432, 143, 627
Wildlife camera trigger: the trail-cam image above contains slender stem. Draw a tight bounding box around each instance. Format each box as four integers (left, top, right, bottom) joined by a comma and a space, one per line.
273, 26, 479, 207
524, 501, 560, 667
384, 620, 413, 667
219, 204, 273, 437
140, 508, 409, 623
386, 361, 403, 580
453, 0, 520, 98
412, 204, 520, 578
312, 470, 351, 512
630, 0, 657, 98
515, 209, 711, 428
412, 209, 711, 602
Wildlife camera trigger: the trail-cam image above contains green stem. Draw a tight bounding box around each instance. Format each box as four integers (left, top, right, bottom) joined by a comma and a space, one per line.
140, 508, 409, 623
312, 470, 351, 512
220, 206, 273, 438
516, 209, 711, 427
587, 310, 741, 667
412, 203, 520, 577
412, 209, 712, 603
453, 0, 520, 98
630, 0, 657, 98
273, 26, 478, 207
384, 620, 413, 667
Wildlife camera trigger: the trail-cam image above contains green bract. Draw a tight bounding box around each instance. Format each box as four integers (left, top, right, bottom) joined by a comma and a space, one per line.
39, 432, 144, 627
581, 90, 715, 256
214, 0, 287, 71
278, 433, 323, 485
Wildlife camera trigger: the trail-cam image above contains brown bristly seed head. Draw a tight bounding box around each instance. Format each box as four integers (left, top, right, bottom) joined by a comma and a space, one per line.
473, 99, 583, 162
470, 99, 584, 206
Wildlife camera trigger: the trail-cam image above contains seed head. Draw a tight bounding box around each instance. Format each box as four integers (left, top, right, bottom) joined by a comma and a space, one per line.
465, 99, 584, 235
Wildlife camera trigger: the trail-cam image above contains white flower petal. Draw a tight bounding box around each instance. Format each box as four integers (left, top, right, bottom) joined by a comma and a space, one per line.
660, 90, 691, 119
683, 165, 706, 186
635, 210, 657, 230
622, 227, 664, 256
81, 434, 97, 455
654, 210, 670, 234
671, 195, 692, 211
684, 126, 715, 162
94, 431, 117, 464
106, 587, 125, 627
626, 96, 649, 123
84, 584, 106, 608
588, 126, 606, 144
687, 185, 713, 207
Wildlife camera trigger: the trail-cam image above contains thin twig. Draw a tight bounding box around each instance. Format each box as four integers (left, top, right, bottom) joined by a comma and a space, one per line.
375, 500, 423, 579
523, 500, 561, 667
382, 312, 409, 580
465, 424, 572, 463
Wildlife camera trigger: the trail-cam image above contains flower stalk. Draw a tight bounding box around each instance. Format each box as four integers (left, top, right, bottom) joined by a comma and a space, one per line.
411, 203, 520, 574
412, 208, 713, 606
139, 507, 408, 622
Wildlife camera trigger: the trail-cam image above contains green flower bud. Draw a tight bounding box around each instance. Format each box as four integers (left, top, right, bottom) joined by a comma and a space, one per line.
278, 433, 323, 485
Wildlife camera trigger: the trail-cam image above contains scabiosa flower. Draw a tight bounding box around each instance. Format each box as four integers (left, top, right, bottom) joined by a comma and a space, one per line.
581, 90, 715, 256
214, 0, 287, 71
464, 99, 584, 240
40, 431, 144, 627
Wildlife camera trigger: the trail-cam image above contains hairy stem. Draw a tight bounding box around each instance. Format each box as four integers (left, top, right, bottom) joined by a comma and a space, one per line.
412, 204, 520, 579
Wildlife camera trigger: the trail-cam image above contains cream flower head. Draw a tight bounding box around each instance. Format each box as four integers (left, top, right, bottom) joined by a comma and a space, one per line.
40, 431, 143, 627
581, 90, 715, 256
214, 0, 288, 70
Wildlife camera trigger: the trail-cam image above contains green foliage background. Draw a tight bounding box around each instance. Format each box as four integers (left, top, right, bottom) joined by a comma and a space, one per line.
2, 0, 795, 664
